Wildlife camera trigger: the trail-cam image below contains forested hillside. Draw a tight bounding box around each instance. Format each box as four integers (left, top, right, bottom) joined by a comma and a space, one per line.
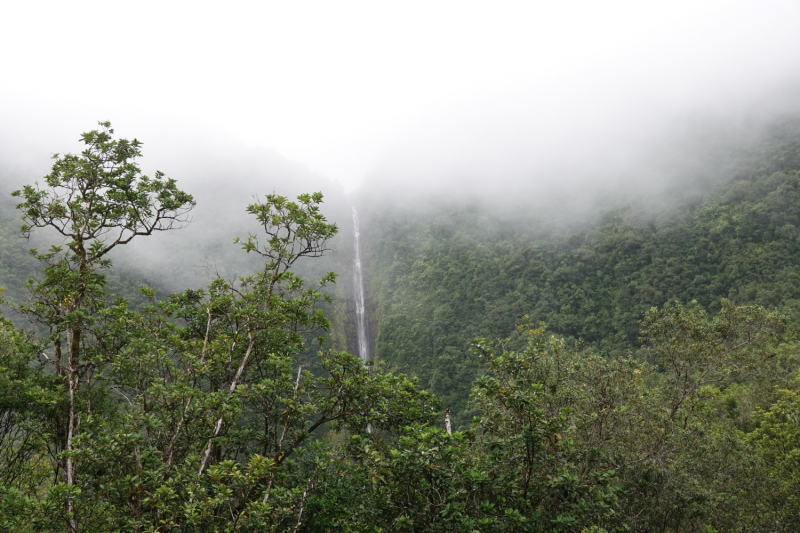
362, 117, 800, 423
4, 121, 800, 531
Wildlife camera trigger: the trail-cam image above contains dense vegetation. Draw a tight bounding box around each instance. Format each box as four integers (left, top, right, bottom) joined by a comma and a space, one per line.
362, 118, 800, 424
2, 121, 800, 531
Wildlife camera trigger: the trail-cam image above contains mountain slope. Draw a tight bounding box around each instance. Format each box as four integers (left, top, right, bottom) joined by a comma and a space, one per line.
361, 118, 800, 424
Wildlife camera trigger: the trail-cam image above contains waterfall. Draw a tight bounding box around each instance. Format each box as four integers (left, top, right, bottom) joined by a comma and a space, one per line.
352, 207, 369, 363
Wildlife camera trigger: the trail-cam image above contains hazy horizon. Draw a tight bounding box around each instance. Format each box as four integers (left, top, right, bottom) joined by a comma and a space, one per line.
3, 1, 800, 201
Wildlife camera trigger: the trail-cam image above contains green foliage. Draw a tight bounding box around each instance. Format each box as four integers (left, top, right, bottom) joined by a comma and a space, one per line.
468, 325, 632, 531
640, 299, 785, 424
303, 300, 786, 531
622, 300, 785, 531
0, 319, 58, 488
6, 122, 196, 532
745, 386, 800, 529
13, 121, 194, 253
362, 119, 800, 426
4, 118, 800, 531
1, 173, 440, 531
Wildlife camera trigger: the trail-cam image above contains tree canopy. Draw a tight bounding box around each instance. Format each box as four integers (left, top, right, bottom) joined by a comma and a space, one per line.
2, 121, 800, 531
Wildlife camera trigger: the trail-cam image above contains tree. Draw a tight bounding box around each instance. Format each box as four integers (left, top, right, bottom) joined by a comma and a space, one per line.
53, 192, 438, 531
12, 122, 194, 531
746, 387, 800, 530
469, 324, 632, 531
623, 300, 785, 530
462, 301, 785, 532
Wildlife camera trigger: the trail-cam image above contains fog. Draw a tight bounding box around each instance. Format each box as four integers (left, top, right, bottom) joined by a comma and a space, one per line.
3, 1, 800, 237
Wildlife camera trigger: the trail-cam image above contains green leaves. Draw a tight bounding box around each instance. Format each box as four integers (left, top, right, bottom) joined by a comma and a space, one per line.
4, 116, 800, 531
13, 121, 194, 261
237, 193, 337, 275
641, 299, 786, 420
468, 326, 631, 531
9, 187, 446, 531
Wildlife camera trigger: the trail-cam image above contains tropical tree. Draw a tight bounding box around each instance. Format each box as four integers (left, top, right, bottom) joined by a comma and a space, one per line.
11, 122, 194, 531
54, 192, 437, 531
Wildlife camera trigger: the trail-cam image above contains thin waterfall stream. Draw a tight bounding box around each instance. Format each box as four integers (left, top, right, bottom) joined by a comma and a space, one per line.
352, 207, 369, 363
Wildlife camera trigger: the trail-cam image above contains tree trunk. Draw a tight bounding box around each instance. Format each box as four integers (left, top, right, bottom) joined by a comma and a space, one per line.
65, 325, 80, 533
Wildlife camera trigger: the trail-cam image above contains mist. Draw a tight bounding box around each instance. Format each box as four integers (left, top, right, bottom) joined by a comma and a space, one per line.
3, 1, 800, 250
357, 79, 800, 218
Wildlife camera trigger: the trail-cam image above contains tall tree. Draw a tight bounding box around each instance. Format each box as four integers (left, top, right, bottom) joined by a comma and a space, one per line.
12, 122, 194, 531
83, 193, 437, 531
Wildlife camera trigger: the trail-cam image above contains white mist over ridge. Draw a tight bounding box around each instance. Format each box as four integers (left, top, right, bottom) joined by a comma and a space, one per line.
358, 82, 800, 215
3, 1, 800, 197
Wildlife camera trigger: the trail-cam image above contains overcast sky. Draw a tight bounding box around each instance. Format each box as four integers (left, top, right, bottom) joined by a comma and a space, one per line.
2, 1, 800, 192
